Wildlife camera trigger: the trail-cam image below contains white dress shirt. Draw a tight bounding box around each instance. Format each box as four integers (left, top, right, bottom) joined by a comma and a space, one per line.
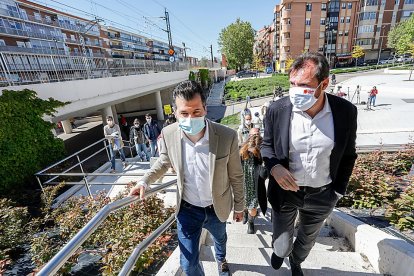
289, 95, 335, 188
181, 126, 212, 207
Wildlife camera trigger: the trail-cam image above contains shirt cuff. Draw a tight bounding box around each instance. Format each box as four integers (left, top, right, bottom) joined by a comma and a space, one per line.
137, 180, 147, 189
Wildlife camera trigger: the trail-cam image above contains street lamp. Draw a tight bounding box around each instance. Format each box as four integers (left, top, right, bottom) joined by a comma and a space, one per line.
377, 25, 386, 65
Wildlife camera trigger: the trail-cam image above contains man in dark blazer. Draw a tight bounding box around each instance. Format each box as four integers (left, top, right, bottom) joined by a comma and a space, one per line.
261, 53, 357, 276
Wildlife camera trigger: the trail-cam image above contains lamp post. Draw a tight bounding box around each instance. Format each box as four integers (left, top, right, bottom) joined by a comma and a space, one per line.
377, 25, 386, 65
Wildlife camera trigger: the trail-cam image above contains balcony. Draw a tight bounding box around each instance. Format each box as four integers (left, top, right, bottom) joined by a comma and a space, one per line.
281, 24, 291, 32
0, 7, 21, 19
0, 26, 28, 37
23, 14, 60, 28
0, 45, 66, 55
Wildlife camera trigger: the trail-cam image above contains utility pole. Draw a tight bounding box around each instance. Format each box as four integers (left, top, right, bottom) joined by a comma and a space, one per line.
210, 44, 214, 68
164, 8, 172, 48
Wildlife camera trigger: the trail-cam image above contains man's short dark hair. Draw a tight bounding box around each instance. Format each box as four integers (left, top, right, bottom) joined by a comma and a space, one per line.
289, 52, 329, 83
172, 80, 206, 107
106, 115, 113, 120
145, 113, 151, 118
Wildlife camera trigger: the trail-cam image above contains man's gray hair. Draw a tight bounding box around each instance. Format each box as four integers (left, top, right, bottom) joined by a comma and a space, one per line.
289, 52, 330, 83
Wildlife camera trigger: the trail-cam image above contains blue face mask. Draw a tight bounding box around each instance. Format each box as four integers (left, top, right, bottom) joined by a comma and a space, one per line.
178, 116, 206, 136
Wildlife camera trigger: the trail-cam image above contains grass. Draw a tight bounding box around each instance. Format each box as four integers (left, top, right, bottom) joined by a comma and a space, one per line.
224, 74, 289, 101
219, 112, 240, 130
388, 65, 414, 70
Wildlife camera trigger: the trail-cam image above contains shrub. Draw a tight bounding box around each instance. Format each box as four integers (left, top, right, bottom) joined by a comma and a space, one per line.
31, 184, 175, 275
0, 89, 66, 193
224, 74, 289, 101
386, 181, 414, 231
0, 199, 31, 260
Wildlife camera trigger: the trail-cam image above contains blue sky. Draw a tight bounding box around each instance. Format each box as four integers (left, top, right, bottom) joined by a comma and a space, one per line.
36, 0, 280, 59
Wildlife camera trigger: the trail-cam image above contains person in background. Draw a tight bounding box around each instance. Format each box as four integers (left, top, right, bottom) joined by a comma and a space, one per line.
240, 107, 251, 126
119, 115, 129, 140
240, 128, 268, 234
128, 80, 244, 276
143, 114, 161, 157
104, 116, 128, 173
252, 112, 263, 129
368, 86, 378, 108
129, 118, 150, 162
163, 113, 177, 127
238, 113, 254, 146
262, 53, 357, 276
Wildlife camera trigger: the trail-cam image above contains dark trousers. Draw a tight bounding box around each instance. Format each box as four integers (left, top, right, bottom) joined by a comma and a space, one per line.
272, 185, 339, 264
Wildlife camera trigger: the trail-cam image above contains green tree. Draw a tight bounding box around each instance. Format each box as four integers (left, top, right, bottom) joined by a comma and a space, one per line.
352, 45, 365, 67
251, 54, 264, 72
218, 18, 255, 70
0, 89, 66, 192
388, 14, 414, 55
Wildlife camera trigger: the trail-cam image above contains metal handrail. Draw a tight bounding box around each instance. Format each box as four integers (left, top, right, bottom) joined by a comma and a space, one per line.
37, 179, 177, 276
35, 137, 139, 194
119, 214, 176, 276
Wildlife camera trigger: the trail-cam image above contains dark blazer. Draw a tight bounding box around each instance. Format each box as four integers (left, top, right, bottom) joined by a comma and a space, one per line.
261, 94, 357, 212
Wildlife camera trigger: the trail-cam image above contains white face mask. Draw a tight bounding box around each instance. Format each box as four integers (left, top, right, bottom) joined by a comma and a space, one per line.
245, 120, 251, 125
178, 116, 206, 136
289, 83, 322, 111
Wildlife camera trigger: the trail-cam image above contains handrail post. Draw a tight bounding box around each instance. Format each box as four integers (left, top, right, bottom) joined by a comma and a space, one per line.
77, 155, 92, 197
104, 139, 110, 161
36, 175, 45, 193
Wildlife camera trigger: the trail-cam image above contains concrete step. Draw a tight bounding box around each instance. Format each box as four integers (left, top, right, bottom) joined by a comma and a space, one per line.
205, 233, 351, 252
200, 246, 379, 275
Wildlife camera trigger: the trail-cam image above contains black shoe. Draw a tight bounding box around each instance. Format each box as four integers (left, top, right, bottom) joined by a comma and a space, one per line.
247, 220, 255, 234
242, 210, 248, 224
270, 253, 284, 270
217, 259, 230, 276
289, 255, 304, 276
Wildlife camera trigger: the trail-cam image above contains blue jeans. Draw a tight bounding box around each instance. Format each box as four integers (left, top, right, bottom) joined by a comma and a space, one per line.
149, 140, 158, 157
108, 145, 126, 170
135, 143, 150, 161
369, 95, 376, 107
177, 201, 227, 276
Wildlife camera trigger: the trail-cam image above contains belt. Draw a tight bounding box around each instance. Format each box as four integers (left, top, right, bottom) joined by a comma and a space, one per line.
181, 200, 214, 210
299, 184, 331, 194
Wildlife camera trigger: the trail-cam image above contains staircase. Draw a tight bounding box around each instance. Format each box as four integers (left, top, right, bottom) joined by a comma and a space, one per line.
198, 209, 380, 275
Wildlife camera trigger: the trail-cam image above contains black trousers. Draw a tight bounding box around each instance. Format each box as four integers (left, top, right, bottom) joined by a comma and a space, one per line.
272, 185, 339, 264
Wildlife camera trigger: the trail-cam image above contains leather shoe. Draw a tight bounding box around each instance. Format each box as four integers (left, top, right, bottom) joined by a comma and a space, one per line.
289, 255, 304, 276
270, 252, 284, 270
247, 220, 255, 234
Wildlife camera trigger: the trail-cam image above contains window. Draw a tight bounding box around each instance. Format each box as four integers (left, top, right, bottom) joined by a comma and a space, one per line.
343, 43, 348, 49
348, 3, 353, 8
39, 28, 46, 34
318, 47, 324, 51
305, 32, 310, 39
34, 12, 41, 20
405, 0, 414, 4
321, 3, 327, 10
359, 12, 377, 20
306, 3, 312, 11
305, 18, 311, 25
339, 31, 343, 36
364, 0, 379, 6
320, 31, 325, 38
45, 15, 51, 23
286, 3, 291, 9
16, 41, 26, 47
321, 18, 326, 25
285, 32, 290, 38
395, 0, 399, 4
70, 34, 75, 41
344, 31, 349, 36
286, 18, 291, 25
358, 25, 374, 33
402, 10, 414, 17
285, 46, 290, 52
346, 17, 351, 23
342, 3, 346, 9
340, 17, 345, 23
330, 16, 339, 23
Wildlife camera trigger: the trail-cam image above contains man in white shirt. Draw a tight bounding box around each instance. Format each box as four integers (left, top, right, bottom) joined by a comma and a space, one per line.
261, 53, 357, 276
128, 80, 244, 276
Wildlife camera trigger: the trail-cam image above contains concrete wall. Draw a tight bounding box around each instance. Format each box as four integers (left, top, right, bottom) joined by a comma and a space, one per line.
4, 70, 189, 122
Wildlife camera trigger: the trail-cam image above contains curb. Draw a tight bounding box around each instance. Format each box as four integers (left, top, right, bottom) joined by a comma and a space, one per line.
327, 209, 414, 276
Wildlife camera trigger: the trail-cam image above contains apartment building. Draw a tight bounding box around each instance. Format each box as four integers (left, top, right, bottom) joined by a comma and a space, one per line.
253, 25, 275, 69
101, 26, 184, 62
0, 0, 107, 57
274, 0, 359, 70
355, 0, 414, 60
